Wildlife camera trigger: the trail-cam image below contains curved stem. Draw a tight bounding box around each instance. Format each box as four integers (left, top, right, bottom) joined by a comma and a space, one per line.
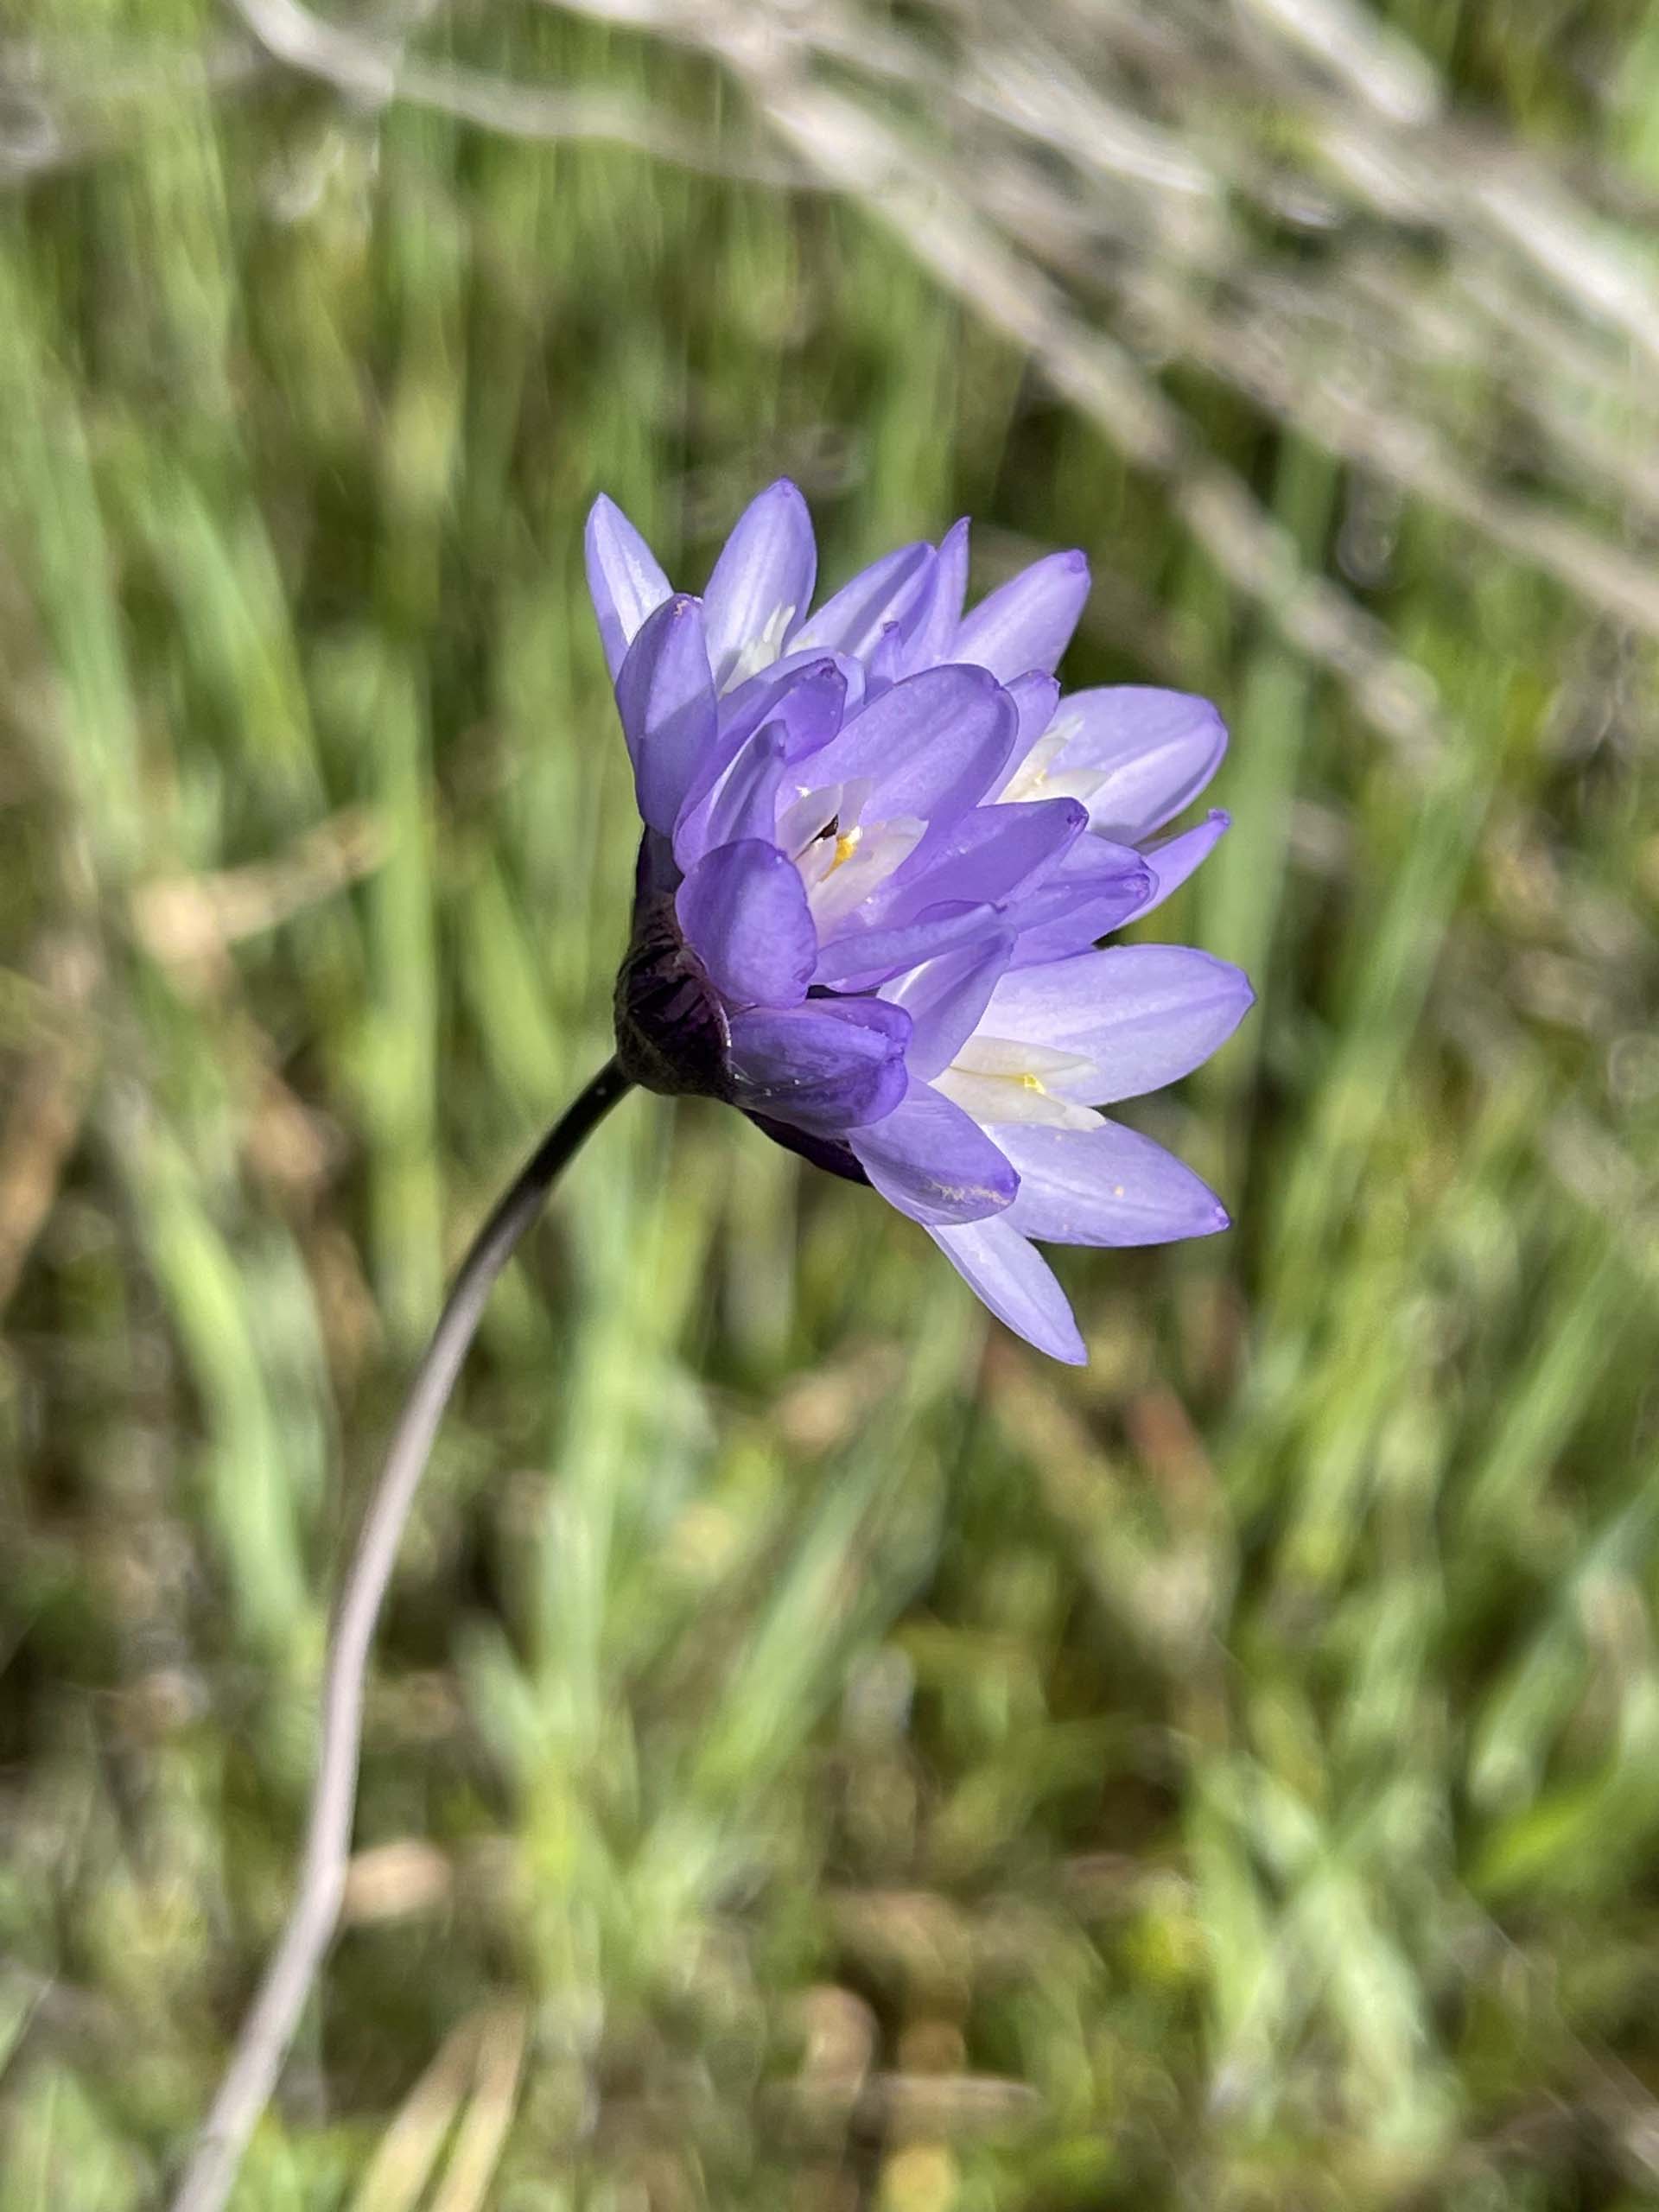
169, 1058, 633, 2212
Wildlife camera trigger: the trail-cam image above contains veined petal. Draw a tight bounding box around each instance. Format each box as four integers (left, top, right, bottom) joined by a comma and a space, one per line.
676, 838, 816, 1007
615, 596, 719, 836
585, 494, 673, 681
801, 664, 1016, 827
999, 1121, 1230, 1246
849, 1078, 1018, 1225
953, 550, 1090, 683
1047, 687, 1226, 840
997, 729, 1110, 811
925, 1215, 1084, 1363
882, 933, 1014, 1079
678, 655, 853, 859
675, 722, 791, 869
718, 652, 855, 762
794, 541, 935, 659
813, 902, 1002, 988
991, 671, 1062, 795
902, 518, 971, 673
935, 1075, 1101, 1133
865, 620, 910, 695
1120, 810, 1230, 923
982, 944, 1253, 1103
934, 1039, 1104, 1131
1003, 838, 1154, 966
728, 996, 911, 1134
868, 798, 1088, 935
704, 480, 817, 692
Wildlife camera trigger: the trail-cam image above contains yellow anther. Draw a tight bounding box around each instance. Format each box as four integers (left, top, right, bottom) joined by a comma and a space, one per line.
1020, 1071, 1046, 1093
830, 827, 862, 871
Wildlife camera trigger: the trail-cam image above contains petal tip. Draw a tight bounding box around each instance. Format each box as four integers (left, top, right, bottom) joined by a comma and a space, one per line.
945, 661, 1002, 697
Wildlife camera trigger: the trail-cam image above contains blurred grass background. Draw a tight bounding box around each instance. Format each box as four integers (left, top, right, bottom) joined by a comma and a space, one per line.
3, 0, 1658, 2204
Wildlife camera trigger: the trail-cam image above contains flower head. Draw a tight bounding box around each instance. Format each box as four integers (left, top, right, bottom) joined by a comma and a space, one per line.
591, 480, 1250, 1363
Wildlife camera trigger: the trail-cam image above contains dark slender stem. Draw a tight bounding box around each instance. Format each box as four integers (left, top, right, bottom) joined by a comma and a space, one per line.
168, 1059, 633, 2212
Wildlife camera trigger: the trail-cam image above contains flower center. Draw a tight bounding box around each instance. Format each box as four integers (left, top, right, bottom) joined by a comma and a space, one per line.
782, 790, 924, 934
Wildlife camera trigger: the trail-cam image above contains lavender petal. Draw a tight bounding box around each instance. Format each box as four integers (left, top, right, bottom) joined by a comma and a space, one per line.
615, 595, 720, 836
925, 1215, 1085, 1362
848, 1078, 1018, 1225
902, 518, 971, 673
1002, 840, 1154, 967
676, 838, 817, 1007
585, 494, 673, 681
1120, 810, 1231, 923
866, 797, 1087, 934
674, 722, 791, 869
703, 479, 817, 691
953, 549, 1090, 683
799, 664, 1016, 827
992, 671, 1062, 791
1000, 1121, 1230, 1245
720, 651, 856, 760
883, 933, 1014, 1080
728, 996, 912, 1134
1053, 687, 1227, 840
794, 541, 935, 660
985, 944, 1251, 1102
812, 901, 1001, 988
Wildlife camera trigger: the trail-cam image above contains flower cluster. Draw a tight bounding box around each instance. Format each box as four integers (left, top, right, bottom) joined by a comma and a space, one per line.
590, 480, 1250, 1363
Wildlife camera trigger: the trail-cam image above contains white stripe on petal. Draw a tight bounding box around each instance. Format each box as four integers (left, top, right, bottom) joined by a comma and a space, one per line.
719, 601, 799, 693
998, 731, 1111, 811
935, 1037, 1103, 1130
934, 1070, 1103, 1131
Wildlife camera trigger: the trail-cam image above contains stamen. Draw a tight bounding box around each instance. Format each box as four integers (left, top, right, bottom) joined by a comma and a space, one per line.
830, 827, 862, 871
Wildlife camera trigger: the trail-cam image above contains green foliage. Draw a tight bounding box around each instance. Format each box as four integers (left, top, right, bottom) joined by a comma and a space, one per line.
1, 3, 1656, 2206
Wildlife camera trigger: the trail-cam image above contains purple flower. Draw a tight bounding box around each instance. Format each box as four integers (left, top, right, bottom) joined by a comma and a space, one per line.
590, 480, 1250, 1363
